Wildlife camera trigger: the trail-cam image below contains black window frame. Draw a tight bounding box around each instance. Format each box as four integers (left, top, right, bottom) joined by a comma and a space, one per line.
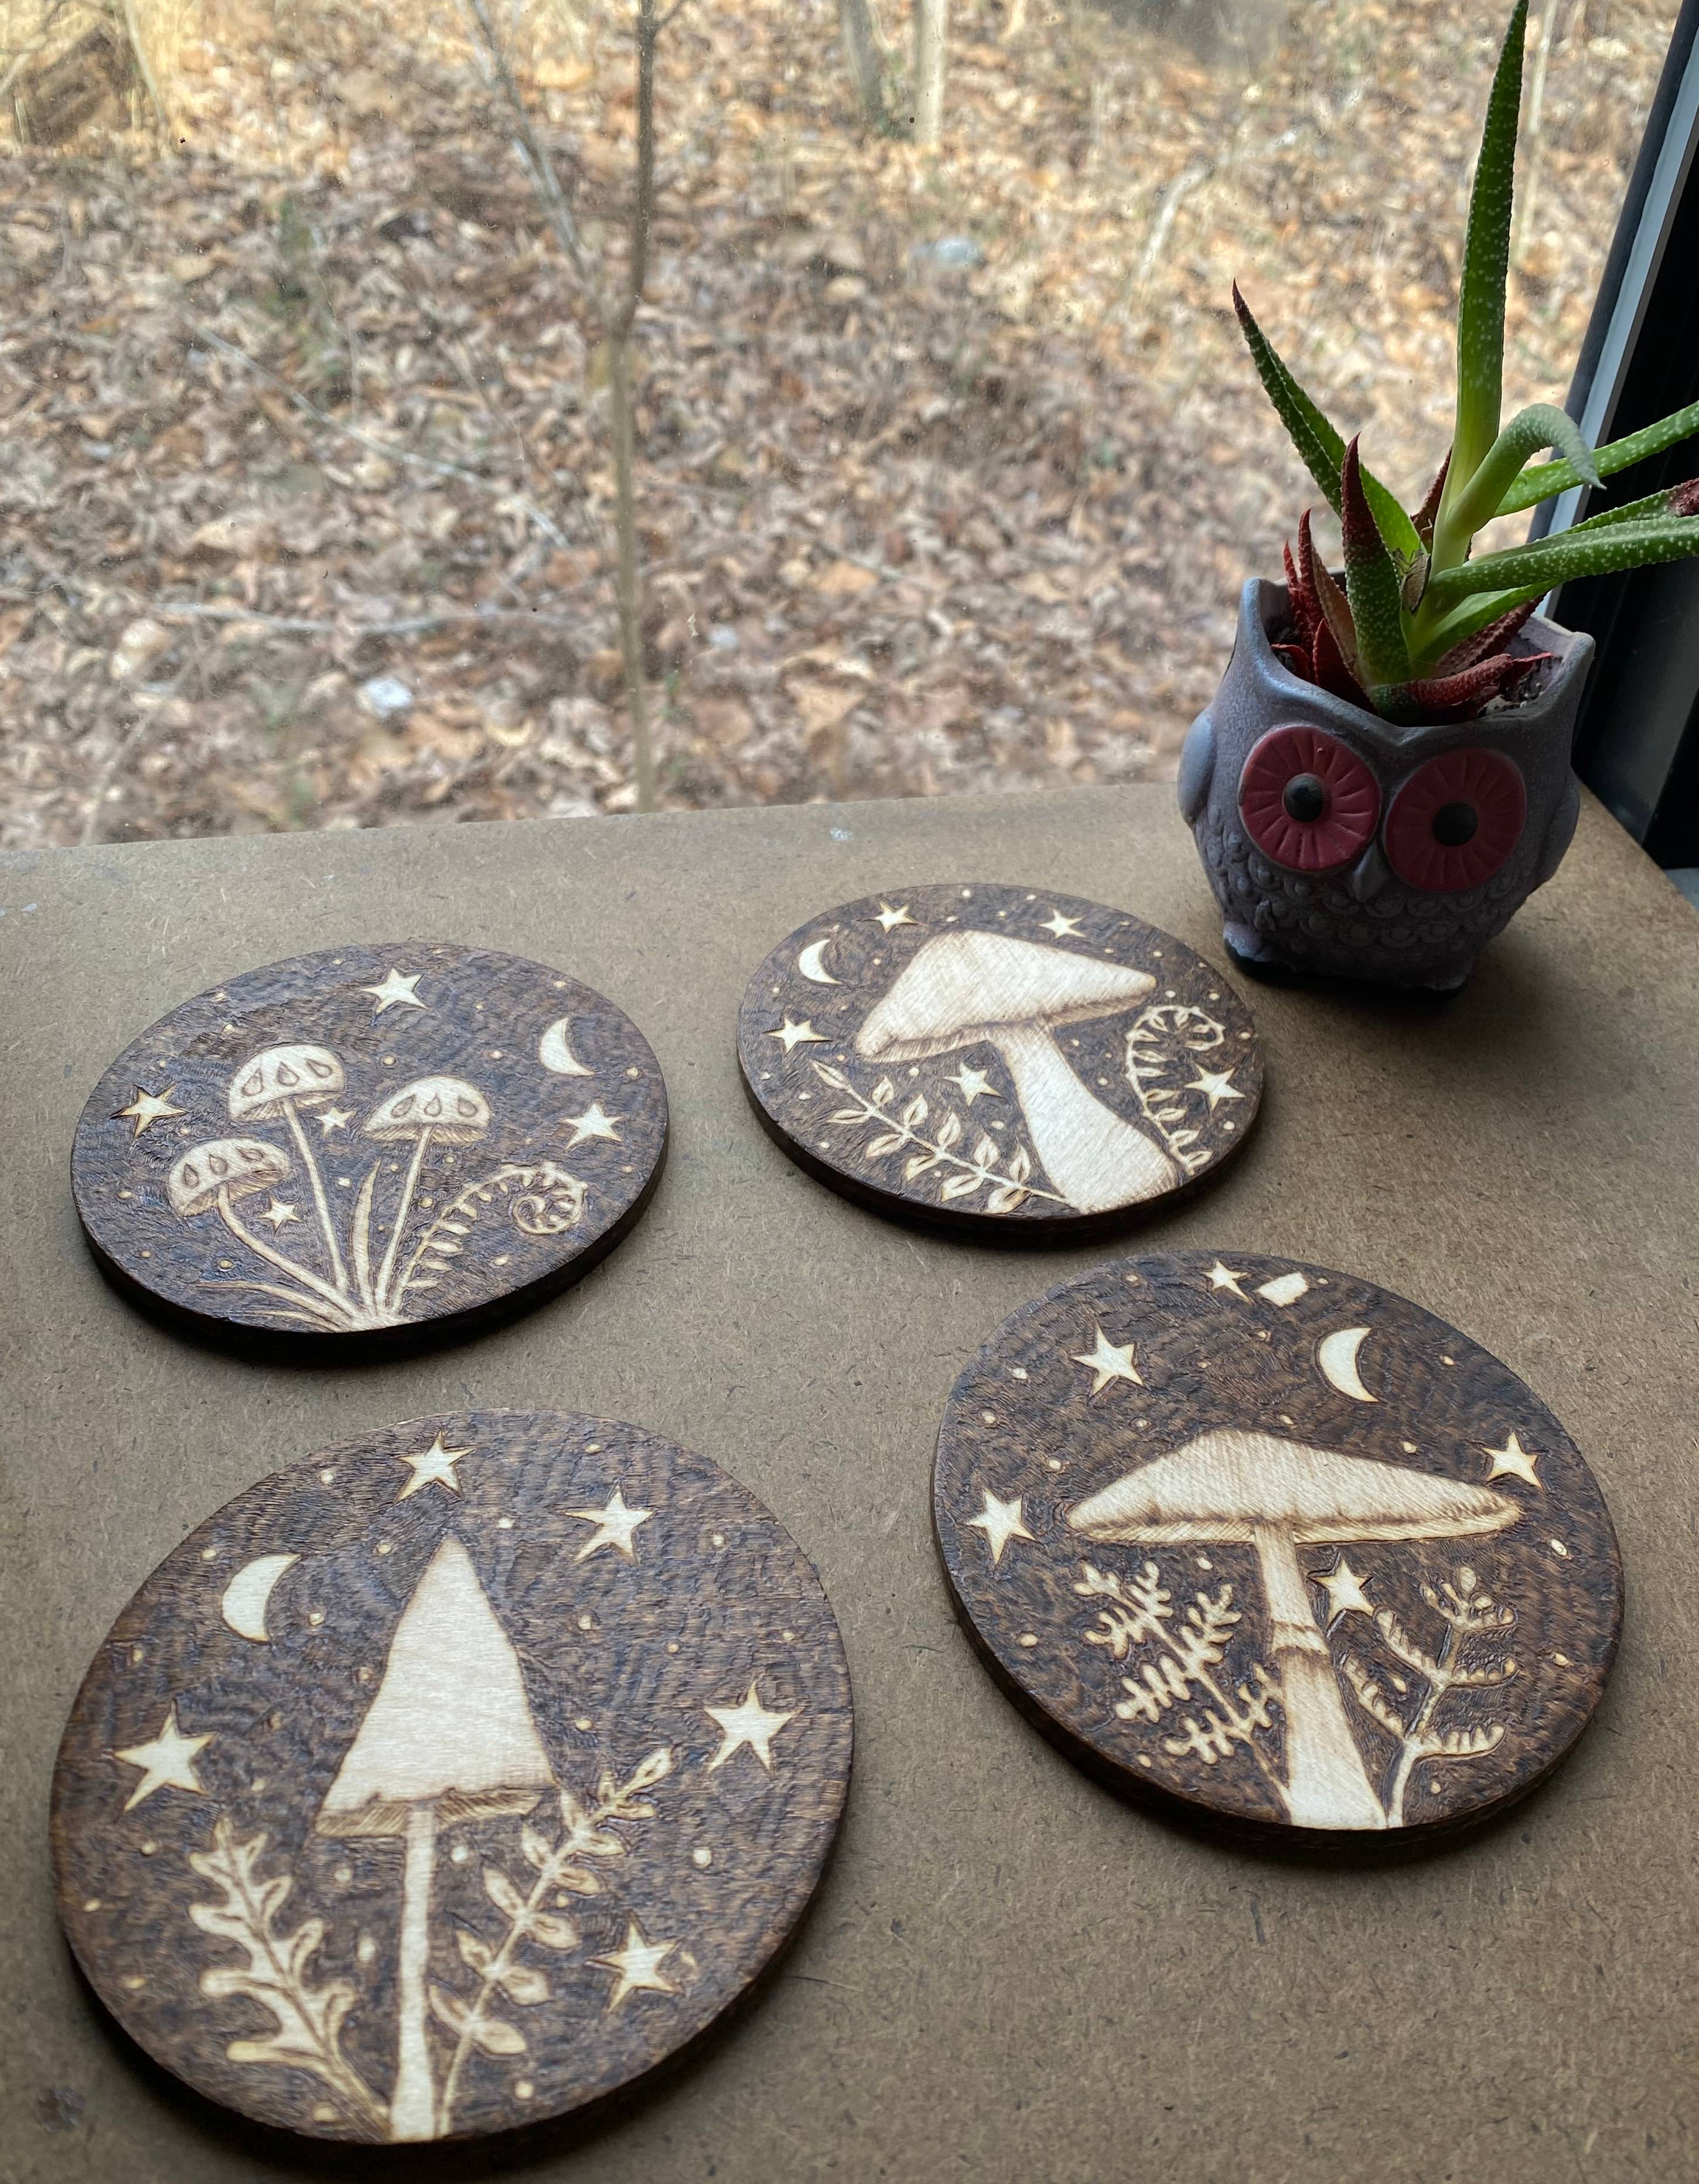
1536, 0, 1699, 866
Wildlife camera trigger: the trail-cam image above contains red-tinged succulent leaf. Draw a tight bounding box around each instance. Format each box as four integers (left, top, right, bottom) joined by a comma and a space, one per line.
1311, 618, 1368, 704
1340, 437, 1412, 684
1272, 641, 1312, 678
1413, 454, 1450, 547
1301, 515, 1363, 679
1433, 598, 1539, 676
1674, 476, 1699, 517
1374, 650, 1548, 726
1284, 538, 1319, 648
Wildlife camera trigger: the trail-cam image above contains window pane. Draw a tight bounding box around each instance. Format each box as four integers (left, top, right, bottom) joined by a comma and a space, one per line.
0, 0, 1681, 843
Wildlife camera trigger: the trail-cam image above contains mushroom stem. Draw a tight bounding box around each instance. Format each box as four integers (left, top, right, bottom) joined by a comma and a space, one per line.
216, 1189, 360, 1321
1250, 1523, 1386, 1830
281, 1098, 350, 1295
390, 1801, 439, 2142
992, 1023, 1180, 1214
376, 1130, 432, 1317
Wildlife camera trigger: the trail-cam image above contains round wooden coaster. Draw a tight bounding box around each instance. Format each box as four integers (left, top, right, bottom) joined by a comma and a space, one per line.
933, 1253, 1622, 1841
736, 884, 1261, 1238
72, 944, 667, 1351
52, 1410, 854, 2144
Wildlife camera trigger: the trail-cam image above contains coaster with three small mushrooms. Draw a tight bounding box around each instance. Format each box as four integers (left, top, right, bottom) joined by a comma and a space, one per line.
51, 1409, 854, 2142
735, 885, 1262, 1238
72, 945, 667, 1351
933, 1252, 1622, 1844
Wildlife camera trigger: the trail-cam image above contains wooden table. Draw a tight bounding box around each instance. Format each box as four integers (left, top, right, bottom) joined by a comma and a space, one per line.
5, 785, 1695, 2183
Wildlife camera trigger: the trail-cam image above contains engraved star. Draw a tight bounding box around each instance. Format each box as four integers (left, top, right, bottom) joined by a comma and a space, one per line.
361, 967, 426, 1015
115, 1086, 185, 1136
1186, 1067, 1245, 1112
114, 1705, 211, 1810
966, 1489, 1033, 1566
561, 1102, 621, 1147
1314, 1553, 1374, 1625
592, 1920, 680, 2012
872, 901, 916, 932
705, 1681, 797, 1772
1482, 1431, 1543, 1490
1069, 1326, 1144, 1393
568, 1488, 653, 1562
1206, 1261, 1251, 1300
1039, 909, 1084, 939
256, 1197, 301, 1231
946, 1063, 999, 1105
317, 1104, 354, 1136
769, 1015, 828, 1054
394, 1433, 470, 1500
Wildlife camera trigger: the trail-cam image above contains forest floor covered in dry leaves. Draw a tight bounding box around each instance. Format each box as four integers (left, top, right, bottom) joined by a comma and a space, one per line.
0, 0, 1674, 847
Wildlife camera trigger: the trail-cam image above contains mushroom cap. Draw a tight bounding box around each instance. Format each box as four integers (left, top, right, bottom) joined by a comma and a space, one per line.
361, 1075, 491, 1145
316, 1537, 554, 1836
855, 929, 1156, 1065
168, 1137, 292, 1218
228, 1044, 346, 1120
1069, 1429, 1519, 1548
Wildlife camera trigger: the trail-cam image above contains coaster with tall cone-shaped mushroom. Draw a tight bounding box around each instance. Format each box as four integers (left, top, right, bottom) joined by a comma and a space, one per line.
933, 1253, 1622, 1841
72, 944, 667, 1350
736, 885, 1261, 1237
51, 1410, 853, 2143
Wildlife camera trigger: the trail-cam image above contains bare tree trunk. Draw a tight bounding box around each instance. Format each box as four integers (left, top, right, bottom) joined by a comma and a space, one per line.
912, 0, 947, 145
838, 0, 887, 127
465, 0, 670, 813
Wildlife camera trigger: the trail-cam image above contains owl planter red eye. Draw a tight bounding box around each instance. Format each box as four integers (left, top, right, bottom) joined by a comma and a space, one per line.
1238, 725, 1381, 873
1384, 748, 1526, 892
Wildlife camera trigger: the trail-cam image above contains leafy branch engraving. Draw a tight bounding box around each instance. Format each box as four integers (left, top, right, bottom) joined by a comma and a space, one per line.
1074, 1561, 1283, 1787
188, 1817, 389, 2134
431, 1747, 673, 2135
1341, 1565, 1516, 1823
811, 1062, 1065, 1211
1124, 1004, 1229, 1176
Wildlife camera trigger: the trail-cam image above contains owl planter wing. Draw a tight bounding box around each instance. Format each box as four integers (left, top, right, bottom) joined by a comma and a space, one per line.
1183, 580, 1595, 990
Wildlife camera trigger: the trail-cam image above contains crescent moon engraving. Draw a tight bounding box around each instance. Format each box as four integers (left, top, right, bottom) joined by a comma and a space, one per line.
220, 1553, 300, 1643
797, 940, 841, 986
538, 1018, 593, 1076
1316, 1326, 1377, 1403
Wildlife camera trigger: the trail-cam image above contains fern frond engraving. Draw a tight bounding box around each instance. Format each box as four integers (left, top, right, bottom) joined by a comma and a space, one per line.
188, 1818, 389, 2134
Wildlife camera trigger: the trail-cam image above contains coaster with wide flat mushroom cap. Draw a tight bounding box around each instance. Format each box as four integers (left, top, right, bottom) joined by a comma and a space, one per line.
736, 885, 1262, 1235
933, 1252, 1622, 1839
51, 1409, 854, 2143
73, 943, 667, 1350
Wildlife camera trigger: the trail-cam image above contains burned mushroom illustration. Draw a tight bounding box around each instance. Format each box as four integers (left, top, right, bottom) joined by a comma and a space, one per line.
167, 1137, 353, 1328
1069, 1430, 1518, 1829
228, 1045, 350, 1293
361, 1078, 492, 1317
854, 931, 1178, 1213
77, 946, 669, 1345
315, 1536, 554, 2141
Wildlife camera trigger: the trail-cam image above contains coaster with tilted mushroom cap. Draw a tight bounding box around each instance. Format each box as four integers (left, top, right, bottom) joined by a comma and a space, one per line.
50, 1409, 854, 2143
933, 1252, 1622, 1842
736, 885, 1263, 1238
71, 943, 667, 1352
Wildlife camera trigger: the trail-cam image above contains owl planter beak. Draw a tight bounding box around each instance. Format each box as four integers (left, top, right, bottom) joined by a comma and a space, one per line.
1178, 578, 1592, 991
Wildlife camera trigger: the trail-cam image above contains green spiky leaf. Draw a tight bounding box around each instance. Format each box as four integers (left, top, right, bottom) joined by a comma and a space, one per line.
1424, 515, 1699, 606
1448, 403, 1598, 537
1496, 396, 1699, 514
1449, 4, 1527, 492
1233, 286, 1422, 562
1340, 438, 1411, 683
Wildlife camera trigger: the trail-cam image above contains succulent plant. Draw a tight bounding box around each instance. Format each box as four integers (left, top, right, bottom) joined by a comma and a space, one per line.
1237, 1, 1699, 725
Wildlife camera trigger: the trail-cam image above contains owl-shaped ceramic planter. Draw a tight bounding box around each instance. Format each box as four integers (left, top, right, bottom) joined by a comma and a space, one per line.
1179, 579, 1594, 989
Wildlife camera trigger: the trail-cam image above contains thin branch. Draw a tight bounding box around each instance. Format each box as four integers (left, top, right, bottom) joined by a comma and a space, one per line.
462, 0, 598, 301
151, 599, 598, 637
183, 321, 570, 551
